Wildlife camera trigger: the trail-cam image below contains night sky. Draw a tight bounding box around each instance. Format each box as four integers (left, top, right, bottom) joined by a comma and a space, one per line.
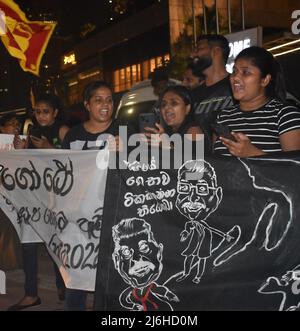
16, 0, 159, 47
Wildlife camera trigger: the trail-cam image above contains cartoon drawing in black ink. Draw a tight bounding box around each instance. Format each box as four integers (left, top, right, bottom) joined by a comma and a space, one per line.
112, 218, 179, 311
258, 265, 300, 311
175, 160, 237, 284
212, 158, 293, 266
171, 158, 295, 284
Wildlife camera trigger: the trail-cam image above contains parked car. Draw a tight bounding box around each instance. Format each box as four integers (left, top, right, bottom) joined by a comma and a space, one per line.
115, 79, 181, 131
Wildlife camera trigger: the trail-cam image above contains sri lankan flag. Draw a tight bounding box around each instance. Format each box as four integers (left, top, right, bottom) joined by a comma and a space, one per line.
0, 0, 56, 76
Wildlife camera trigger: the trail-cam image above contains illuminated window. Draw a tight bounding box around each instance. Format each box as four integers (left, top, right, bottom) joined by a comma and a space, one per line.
112, 54, 170, 92
131, 65, 137, 84
114, 71, 120, 93
150, 58, 156, 72
164, 54, 170, 62
126, 66, 131, 90
156, 56, 163, 67
120, 68, 126, 91
137, 64, 141, 81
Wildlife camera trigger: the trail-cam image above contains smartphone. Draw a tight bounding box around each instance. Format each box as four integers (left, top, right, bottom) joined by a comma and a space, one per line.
213, 123, 236, 141
28, 125, 42, 138
139, 113, 158, 133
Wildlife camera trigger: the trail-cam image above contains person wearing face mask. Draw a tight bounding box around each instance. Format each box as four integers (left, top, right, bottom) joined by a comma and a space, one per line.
213, 46, 300, 157
190, 34, 234, 139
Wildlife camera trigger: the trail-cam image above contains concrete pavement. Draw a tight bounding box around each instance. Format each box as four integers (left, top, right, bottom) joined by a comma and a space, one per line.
0, 246, 94, 311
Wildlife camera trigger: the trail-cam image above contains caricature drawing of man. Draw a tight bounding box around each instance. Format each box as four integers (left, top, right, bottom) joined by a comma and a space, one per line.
175, 160, 233, 284
112, 218, 179, 311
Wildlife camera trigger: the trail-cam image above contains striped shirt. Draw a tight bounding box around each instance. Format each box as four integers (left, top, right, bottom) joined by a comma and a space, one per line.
214, 98, 300, 156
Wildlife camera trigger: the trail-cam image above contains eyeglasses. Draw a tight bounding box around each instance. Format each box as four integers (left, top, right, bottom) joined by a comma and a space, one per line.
177, 181, 216, 196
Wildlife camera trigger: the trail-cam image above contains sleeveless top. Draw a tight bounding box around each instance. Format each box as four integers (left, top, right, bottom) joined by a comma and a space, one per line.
28, 121, 63, 149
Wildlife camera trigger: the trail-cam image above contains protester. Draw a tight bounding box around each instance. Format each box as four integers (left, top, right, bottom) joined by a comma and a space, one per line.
191, 34, 233, 132
0, 114, 22, 271
148, 68, 177, 124
145, 85, 202, 137
143, 85, 212, 155
182, 62, 205, 90
214, 46, 300, 157
14, 94, 69, 149
0, 113, 21, 135
62, 80, 134, 310
8, 94, 69, 311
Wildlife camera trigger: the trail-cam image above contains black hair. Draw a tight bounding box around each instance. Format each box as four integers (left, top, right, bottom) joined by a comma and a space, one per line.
0, 113, 19, 127
35, 93, 62, 110
235, 46, 286, 101
186, 61, 205, 80
150, 69, 169, 88
83, 80, 112, 102
160, 85, 193, 108
112, 218, 152, 243
197, 34, 230, 63
35, 93, 65, 121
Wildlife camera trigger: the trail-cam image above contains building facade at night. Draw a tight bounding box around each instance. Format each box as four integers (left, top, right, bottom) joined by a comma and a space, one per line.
0, 0, 299, 111
60, 0, 300, 107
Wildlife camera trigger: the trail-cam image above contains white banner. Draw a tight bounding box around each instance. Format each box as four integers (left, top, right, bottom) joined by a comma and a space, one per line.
0, 134, 27, 151
0, 149, 109, 291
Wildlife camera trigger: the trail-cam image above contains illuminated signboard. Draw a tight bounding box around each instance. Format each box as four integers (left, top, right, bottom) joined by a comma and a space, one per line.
63, 53, 77, 66
225, 27, 263, 73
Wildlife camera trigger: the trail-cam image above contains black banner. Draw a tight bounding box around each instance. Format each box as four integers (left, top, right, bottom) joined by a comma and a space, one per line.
95, 152, 300, 311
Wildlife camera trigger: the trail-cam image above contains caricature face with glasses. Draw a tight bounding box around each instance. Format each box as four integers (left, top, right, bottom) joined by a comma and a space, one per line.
176, 168, 222, 221
177, 180, 217, 196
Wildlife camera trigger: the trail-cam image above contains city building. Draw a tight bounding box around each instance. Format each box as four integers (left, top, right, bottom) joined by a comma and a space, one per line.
1, 0, 300, 112
60, 0, 300, 107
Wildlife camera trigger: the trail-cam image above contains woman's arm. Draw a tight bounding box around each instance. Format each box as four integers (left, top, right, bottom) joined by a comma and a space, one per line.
279, 129, 300, 151
220, 132, 266, 157
186, 126, 203, 141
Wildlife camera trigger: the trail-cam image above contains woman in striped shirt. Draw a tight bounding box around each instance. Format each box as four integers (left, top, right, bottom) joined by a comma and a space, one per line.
213, 46, 300, 157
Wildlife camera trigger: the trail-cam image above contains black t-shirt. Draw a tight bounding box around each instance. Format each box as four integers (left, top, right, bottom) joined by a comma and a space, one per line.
28, 121, 64, 149
192, 76, 234, 130
61, 120, 135, 150
164, 118, 211, 156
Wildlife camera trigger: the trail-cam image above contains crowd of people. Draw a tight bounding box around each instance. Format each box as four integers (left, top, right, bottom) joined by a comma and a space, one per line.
1, 34, 300, 311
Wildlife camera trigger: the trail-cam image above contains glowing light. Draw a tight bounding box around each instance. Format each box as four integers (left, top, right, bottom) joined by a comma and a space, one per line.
267, 39, 300, 52
64, 53, 77, 65
273, 46, 300, 57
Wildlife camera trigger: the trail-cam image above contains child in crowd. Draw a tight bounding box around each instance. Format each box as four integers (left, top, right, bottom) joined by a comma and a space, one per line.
0, 114, 22, 271
0, 113, 21, 135
14, 94, 69, 149
8, 94, 69, 311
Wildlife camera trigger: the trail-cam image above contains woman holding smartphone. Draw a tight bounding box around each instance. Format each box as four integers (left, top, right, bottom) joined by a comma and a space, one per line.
213, 46, 300, 157
9, 94, 69, 310
144, 85, 209, 154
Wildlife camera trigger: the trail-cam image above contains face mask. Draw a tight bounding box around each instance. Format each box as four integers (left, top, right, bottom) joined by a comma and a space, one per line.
192, 55, 213, 72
